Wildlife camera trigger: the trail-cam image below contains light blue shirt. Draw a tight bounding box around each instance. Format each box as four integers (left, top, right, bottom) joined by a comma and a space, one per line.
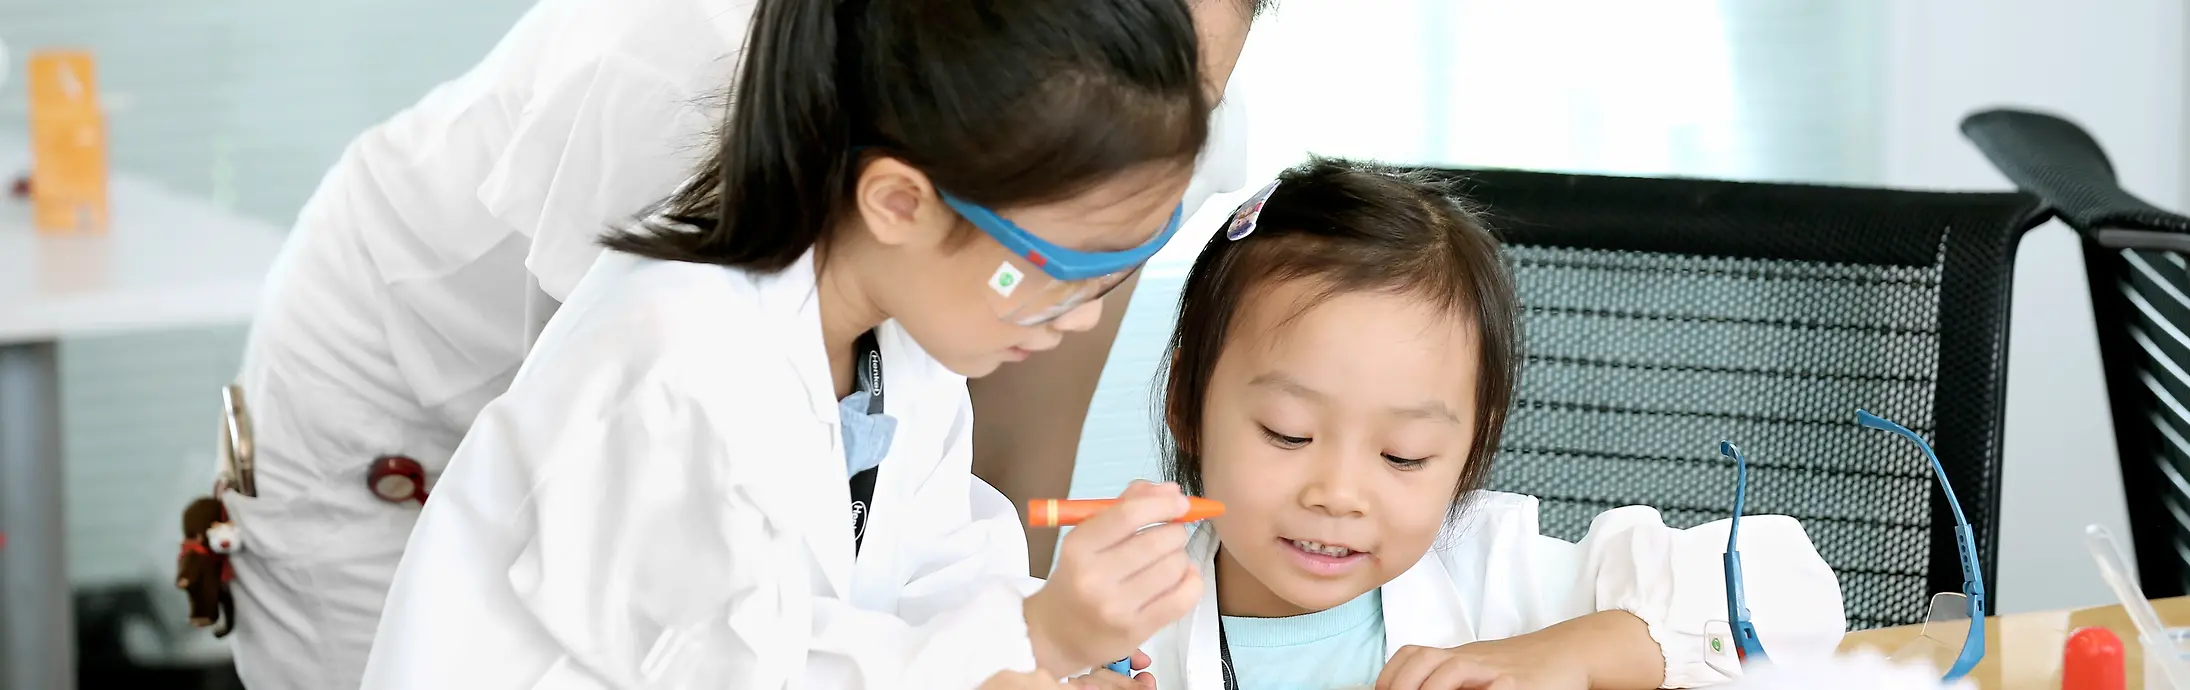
838, 389, 896, 476
1221, 589, 1386, 690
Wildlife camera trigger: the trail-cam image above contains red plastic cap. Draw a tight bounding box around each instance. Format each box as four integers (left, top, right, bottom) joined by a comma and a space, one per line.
2063, 626, 2127, 690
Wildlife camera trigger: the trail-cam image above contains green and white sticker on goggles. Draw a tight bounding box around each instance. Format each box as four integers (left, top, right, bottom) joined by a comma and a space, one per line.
989, 262, 1025, 297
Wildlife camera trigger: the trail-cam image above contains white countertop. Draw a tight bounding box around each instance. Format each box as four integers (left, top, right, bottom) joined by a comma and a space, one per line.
0, 144, 285, 344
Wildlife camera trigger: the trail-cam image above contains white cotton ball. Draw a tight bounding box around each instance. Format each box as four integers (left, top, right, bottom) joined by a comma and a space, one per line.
1720, 651, 1973, 690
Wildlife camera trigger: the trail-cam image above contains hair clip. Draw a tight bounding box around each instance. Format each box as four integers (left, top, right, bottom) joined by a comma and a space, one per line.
1224, 180, 1281, 241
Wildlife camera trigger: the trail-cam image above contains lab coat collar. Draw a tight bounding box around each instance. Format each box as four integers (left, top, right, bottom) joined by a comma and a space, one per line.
762, 249, 840, 423
1170, 525, 1483, 689
761, 248, 938, 604
1379, 545, 1479, 654
1181, 527, 1227, 690
757, 249, 858, 599
769, 250, 931, 423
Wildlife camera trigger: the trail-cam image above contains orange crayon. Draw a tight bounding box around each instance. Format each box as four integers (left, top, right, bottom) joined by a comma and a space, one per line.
1026, 497, 1225, 528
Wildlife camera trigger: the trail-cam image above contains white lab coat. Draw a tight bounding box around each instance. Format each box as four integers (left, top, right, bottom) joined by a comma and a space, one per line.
1147, 492, 1848, 690
360, 248, 1044, 689
222, 0, 1251, 684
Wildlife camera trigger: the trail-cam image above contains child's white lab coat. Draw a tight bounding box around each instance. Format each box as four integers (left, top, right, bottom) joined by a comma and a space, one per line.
358, 249, 1042, 689
224, 0, 1250, 684
1147, 491, 1848, 689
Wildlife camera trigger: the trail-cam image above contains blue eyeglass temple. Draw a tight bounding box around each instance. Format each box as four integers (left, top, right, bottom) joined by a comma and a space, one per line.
1718, 441, 1771, 665
1721, 410, 1986, 681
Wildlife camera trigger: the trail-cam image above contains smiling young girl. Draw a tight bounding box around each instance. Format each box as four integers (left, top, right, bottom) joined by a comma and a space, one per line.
1142, 159, 1849, 690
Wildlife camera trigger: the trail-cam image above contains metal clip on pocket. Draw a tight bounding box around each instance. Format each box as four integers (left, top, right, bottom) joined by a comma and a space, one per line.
220, 383, 256, 497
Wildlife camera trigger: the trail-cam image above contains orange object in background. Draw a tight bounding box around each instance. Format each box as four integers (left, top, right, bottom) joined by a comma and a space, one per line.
26, 49, 109, 234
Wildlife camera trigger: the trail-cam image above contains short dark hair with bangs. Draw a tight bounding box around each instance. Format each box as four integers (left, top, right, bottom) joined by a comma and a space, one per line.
606, 0, 1210, 270
1157, 157, 1520, 509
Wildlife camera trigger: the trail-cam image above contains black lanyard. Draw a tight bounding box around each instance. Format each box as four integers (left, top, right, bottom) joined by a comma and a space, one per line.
848, 330, 884, 552
1219, 620, 1239, 690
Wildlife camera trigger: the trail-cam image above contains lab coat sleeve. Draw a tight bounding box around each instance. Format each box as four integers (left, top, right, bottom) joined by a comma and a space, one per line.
803, 398, 1046, 687
1458, 495, 1847, 688
361, 364, 802, 689
478, 52, 717, 302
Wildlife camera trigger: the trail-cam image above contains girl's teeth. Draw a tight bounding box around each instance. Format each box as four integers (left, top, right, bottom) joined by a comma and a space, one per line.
1291, 539, 1353, 557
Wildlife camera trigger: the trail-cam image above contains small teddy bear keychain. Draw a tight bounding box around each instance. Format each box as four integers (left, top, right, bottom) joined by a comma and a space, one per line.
175, 496, 239, 637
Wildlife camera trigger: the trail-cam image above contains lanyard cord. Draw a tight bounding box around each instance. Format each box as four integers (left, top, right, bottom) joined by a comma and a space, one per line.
855, 330, 883, 414
1219, 620, 1239, 690
848, 330, 883, 553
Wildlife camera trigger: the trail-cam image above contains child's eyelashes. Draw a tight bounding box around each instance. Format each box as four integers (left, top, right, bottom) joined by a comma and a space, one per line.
1259, 423, 1433, 469
1260, 425, 1310, 449
1383, 454, 1428, 470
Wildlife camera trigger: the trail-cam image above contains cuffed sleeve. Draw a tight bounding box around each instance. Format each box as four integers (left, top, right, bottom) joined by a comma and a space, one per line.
1445, 493, 1845, 689
1571, 508, 1847, 688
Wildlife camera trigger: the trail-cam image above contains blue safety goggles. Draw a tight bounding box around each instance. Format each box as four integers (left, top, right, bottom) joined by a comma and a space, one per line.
940, 192, 1183, 326
1720, 409, 1986, 681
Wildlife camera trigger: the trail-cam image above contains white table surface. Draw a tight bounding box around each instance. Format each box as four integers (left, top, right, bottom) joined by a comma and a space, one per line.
0, 144, 285, 343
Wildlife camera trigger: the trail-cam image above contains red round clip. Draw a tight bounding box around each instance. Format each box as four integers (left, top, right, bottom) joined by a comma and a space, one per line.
367, 455, 429, 505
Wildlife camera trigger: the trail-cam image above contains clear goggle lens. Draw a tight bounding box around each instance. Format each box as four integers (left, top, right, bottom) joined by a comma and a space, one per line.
984, 253, 1140, 326
1886, 592, 1975, 674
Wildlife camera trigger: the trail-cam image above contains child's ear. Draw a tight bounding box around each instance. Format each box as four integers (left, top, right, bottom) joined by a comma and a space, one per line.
852, 156, 946, 248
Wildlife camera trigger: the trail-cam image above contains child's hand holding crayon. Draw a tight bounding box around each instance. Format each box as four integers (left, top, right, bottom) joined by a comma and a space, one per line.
1021, 481, 1208, 675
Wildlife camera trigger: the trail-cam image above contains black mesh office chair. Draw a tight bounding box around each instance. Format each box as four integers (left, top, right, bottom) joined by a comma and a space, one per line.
1964, 109, 2190, 602
1423, 145, 2053, 630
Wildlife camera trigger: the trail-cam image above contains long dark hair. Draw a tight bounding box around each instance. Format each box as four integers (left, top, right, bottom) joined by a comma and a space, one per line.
1158, 157, 1521, 510
605, 0, 1211, 269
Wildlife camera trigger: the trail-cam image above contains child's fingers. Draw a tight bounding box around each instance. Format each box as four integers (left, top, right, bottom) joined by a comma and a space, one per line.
1115, 545, 1192, 612
1420, 660, 1509, 690
1069, 669, 1139, 690
1381, 652, 1502, 690
1375, 646, 1439, 690
1129, 649, 1152, 671
1132, 671, 1157, 689
1143, 563, 1203, 625
1103, 522, 1191, 574
979, 670, 1063, 690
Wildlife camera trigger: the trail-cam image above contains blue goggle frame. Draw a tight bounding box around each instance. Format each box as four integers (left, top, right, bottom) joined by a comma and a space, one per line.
939, 192, 1184, 282
1720, 409, 1985, 681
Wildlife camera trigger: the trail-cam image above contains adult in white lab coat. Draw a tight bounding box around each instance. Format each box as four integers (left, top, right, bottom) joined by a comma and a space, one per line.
1146, 494, 1849, 689
221, 0, 1263, 686
360, 0, 1224, 685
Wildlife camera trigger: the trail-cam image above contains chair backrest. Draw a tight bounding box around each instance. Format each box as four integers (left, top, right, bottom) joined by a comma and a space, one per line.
2082, 244, 2190, 600
1428, 167, 2045, 629
1962, 109, 2190, 601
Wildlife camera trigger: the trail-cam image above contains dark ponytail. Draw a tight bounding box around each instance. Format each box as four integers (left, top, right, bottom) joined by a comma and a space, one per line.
608, 0, 1211, 271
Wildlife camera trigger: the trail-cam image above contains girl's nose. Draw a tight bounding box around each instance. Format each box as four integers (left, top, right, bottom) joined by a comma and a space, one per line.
1299, 451, 1369, 518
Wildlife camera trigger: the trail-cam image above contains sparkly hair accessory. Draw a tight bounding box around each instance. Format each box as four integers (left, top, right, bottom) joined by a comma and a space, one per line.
1224, 180, 1281, 241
